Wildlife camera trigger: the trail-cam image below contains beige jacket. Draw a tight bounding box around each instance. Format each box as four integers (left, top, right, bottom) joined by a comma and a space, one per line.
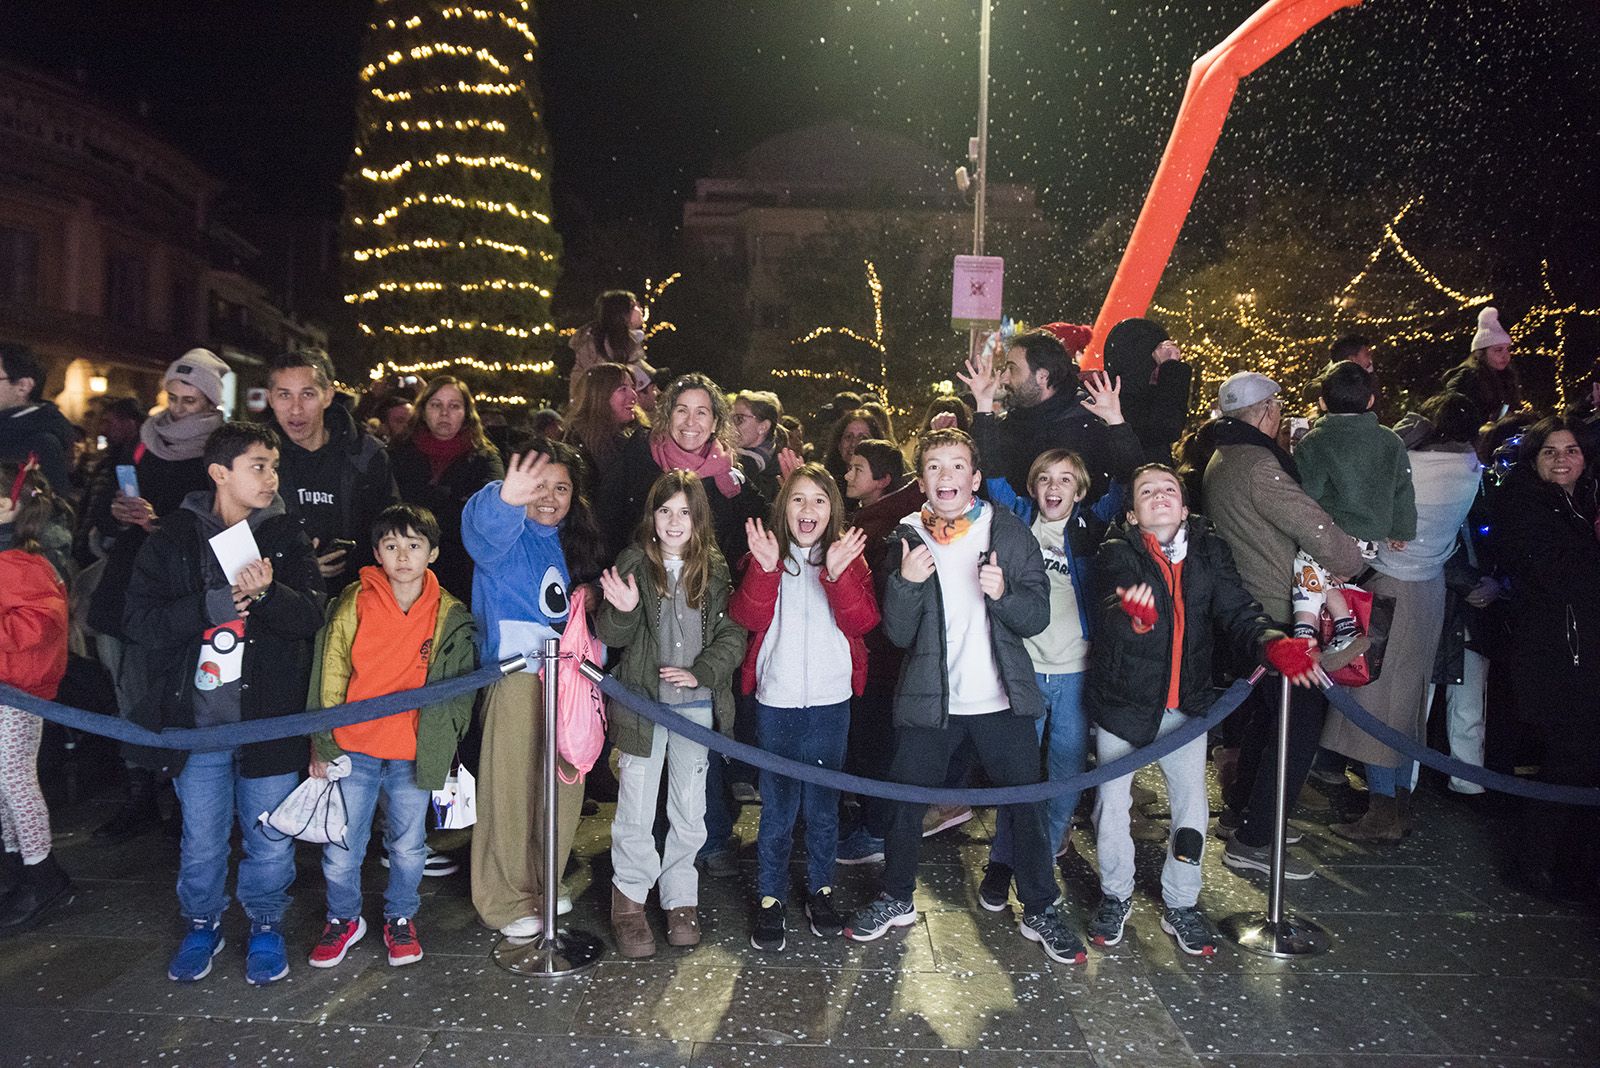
1202, 442, 1365, 624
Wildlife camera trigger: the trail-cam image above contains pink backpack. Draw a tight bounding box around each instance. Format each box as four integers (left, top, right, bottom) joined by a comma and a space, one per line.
555, 585, 607, 784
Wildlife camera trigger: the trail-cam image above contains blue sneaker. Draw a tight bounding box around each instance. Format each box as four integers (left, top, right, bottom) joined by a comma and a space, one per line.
168, 918, 224, 982
245, 922, 290, 985
836, 827, 886, 866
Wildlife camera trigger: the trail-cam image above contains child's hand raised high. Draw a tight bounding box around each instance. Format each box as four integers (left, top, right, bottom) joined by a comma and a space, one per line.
498, 450, 551, 508
1081, 371, 1126, 426
1116, 583, 1158, 632
746, 518, 781, 573
825, 527, 869, 582
599, 566, 640, 613
777, 447, 803, 480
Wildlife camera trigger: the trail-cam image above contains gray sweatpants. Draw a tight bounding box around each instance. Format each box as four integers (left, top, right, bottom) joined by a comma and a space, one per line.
610, 702, 713, 910
1093, 709, 1209, 909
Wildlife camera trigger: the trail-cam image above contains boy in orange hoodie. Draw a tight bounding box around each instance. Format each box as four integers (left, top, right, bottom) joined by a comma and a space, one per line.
304, 505, 477, 969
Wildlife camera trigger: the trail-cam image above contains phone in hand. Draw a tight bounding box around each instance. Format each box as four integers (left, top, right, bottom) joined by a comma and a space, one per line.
115, 464, 140, 498
327, 538, 358, 556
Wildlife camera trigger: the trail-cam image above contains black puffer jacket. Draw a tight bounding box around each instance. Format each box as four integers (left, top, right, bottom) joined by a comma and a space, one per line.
1087, 516, 1282, 747
120, 497, 326, 778
1490, 465, 1600, 725
972, 390, 1143, 500
389, 439, 504, 602
0, 401, 76, 491
1102, 317, 1193, 466
878, 505, 1049, 727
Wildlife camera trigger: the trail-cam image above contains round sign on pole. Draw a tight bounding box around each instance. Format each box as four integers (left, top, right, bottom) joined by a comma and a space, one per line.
245, 387, 268, 414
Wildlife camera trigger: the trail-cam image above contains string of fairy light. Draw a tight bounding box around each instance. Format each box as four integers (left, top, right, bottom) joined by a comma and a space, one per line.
347, 0, 558, 395
1155, 196, 1600, 414
782, 260, 889, 394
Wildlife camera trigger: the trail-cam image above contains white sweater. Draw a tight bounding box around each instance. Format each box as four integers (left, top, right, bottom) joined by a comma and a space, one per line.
909, 505, 1008, 716
753, 546, 853, 709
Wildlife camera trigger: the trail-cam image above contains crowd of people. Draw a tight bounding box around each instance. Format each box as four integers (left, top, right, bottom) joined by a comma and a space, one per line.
0, 292, 1595, 984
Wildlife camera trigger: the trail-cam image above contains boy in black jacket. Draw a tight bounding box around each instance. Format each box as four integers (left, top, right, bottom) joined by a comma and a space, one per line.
123, 422, 326, 986
843, 428, 1086, 965
1085, 464, 1314, 957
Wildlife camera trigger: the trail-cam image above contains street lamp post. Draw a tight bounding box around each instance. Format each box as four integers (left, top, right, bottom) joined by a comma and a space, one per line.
967, 0, 993, 360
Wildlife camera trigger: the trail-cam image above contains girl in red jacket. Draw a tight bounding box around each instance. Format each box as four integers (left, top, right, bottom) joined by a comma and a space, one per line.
0, 460, 72, 933
730, 463, 879, 952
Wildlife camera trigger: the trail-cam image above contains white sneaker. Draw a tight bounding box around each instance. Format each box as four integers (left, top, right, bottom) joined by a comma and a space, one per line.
499, 916, 542, 938
557, 894, 573, 916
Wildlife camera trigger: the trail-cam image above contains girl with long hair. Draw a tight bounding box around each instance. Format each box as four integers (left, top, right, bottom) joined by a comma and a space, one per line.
568, 290, 645, 400
565, 362, 646, 480
729, 464, 878, 952
597, 471, 746, 959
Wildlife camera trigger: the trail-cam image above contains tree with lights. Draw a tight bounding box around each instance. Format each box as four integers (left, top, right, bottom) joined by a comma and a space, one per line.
342, 0, 561, 405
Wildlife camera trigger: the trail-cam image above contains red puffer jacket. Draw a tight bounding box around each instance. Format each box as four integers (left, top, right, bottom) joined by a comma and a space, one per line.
729, 551, 879, 698
0, 548, 68, 699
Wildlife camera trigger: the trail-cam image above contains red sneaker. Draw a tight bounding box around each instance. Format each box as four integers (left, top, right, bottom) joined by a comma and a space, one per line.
308, 916, 366, 968
384, 916, 423, 967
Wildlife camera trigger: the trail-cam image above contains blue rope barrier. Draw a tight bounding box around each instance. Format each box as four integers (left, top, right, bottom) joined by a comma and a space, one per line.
0, 659, 516, 750
1320, 679, 1600, 807
585, 664, 1257, 806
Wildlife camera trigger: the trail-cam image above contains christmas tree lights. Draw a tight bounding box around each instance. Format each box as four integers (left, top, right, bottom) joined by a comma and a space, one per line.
343, 0, 560, 400
788, 260, 889, 394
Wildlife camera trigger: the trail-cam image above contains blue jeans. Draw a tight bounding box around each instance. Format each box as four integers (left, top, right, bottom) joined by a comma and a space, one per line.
698, 747, 736, 858
321, 752, 430, 922
1365, 760, 1417, 799
755, 700, 851, 901
172, 748, 299, 925
989, 672, 1087, 868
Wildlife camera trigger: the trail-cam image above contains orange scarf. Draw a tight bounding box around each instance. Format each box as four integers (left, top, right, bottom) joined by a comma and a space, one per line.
919, 500, 983, 545
1141, 530, 1186, 710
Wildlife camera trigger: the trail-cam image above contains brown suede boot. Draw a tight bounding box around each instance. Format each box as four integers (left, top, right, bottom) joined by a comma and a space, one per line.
611, 884, 656, 958
666, 906, 701, 947
1331, 793, 1404, 842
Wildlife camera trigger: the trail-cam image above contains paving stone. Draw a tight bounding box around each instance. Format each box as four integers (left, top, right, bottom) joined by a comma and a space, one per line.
1404, 975, 1600, 1061
5, 1010, 432, 1065
834, 968, 1088, 1051
694, 1041, 962, 1066
417, 1031, 691, 1066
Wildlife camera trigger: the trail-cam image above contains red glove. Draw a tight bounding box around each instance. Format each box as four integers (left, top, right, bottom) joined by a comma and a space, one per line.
1265, 636, 1318, 678
1117, 588, 1158, 633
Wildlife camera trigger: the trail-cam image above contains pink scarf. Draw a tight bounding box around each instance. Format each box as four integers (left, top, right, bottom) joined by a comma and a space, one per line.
650, 434, 741, 498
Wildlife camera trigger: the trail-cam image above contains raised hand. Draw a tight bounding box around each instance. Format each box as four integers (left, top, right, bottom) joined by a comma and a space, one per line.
1081, 371, 1126, 426
825, 526, 868, 581
899, 537, 935, 583
599, 566, 640, 613
499, 450, 551, 507
777, 447, 803, 479
746, 517, 781, 573
957, 346, 1001, 413
1116, 583, 1157, 629
978, 550, 1005, 600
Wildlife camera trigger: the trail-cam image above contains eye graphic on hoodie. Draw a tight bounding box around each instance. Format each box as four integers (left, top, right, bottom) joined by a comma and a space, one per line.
539, 565, 569, 620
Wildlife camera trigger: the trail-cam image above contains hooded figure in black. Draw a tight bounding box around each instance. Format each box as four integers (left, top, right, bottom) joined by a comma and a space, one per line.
1102, 317, 1193, 466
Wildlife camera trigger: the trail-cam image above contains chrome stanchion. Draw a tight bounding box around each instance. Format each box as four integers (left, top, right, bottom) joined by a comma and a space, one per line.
493, 637, 603, 976
1220, 672, 1332, 957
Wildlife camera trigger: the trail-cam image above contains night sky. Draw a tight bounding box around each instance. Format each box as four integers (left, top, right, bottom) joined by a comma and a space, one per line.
2, 1, 1596, 318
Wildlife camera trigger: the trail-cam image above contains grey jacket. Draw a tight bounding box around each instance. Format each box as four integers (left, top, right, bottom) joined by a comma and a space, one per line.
1202, 442, 1365, 624
878, 505, 1049, 728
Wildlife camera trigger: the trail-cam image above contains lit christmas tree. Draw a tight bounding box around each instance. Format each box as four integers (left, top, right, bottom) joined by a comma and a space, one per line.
342, 0, 561, 404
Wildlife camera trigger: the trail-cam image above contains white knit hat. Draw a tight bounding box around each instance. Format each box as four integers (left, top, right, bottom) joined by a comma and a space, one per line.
164, 348, 229, 407
1471, 307, 1512, 353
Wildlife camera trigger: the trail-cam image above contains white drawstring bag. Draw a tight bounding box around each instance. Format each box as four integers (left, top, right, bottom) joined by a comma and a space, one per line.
259, 755, 352, 848
431, 761, 477, 830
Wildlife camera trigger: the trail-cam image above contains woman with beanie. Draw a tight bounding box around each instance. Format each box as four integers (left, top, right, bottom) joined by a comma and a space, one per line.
1101, 317, 1192, 466
389, 376, 505, 602
86, 349, 229, 844
1441, 308, 1523, 429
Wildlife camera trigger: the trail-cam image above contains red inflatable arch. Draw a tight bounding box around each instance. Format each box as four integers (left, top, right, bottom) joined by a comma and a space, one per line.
1083, 0, 1363, 370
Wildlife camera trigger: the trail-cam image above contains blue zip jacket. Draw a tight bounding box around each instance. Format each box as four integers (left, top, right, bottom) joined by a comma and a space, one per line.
463, 482, 571, 662
983, 476, 1121, 640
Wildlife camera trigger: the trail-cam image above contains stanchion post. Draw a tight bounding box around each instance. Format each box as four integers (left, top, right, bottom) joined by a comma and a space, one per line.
493, 638, 603, 977
1220, 672, 1332, 957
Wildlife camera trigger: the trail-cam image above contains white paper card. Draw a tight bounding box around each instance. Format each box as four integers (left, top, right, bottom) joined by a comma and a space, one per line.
208, 520, 262, 584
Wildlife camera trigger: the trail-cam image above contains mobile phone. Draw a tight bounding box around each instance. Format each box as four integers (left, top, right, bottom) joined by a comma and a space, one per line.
1288, 417, 1311, 447
328, 538, 358, 555
115, 464, 140, 498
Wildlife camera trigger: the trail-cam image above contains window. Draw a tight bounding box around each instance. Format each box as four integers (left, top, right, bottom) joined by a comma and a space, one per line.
0, 225, 40, 305
105, 250, 148, 326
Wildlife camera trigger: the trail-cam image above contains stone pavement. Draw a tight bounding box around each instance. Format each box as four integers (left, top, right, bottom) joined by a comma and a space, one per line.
2, 768, 1597, 1067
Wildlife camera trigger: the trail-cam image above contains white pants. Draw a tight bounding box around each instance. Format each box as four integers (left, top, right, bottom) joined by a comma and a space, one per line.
1423, 648, 1488, 795
1093, 710, 1209, 908
610, 702, 713, 909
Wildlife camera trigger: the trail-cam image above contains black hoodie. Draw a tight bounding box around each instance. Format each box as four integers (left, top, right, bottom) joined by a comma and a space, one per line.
1102, 317, 1193, 466
268, 403, 399, 594
0, 401, 77, 491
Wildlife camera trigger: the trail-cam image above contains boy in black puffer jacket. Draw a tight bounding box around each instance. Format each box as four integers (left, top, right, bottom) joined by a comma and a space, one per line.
1085, 463, 1315, 958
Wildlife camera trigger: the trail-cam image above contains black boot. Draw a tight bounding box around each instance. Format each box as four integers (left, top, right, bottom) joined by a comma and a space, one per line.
93, 765, 161, 844
0, 850, 21, 897
0, 853, 73, 934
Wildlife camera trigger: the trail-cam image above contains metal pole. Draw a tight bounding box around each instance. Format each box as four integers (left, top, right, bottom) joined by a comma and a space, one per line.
1219, 672, 1331, 958
967, 0, 993, 363
492, 638, 603, 977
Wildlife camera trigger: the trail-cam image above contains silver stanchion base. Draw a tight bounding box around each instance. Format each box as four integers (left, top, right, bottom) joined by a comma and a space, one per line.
491, 928, 604, 977
1219, 912, 1332, 958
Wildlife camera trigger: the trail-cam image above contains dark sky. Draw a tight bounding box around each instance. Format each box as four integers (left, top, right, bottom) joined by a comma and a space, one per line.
2, 1, 1596, 308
